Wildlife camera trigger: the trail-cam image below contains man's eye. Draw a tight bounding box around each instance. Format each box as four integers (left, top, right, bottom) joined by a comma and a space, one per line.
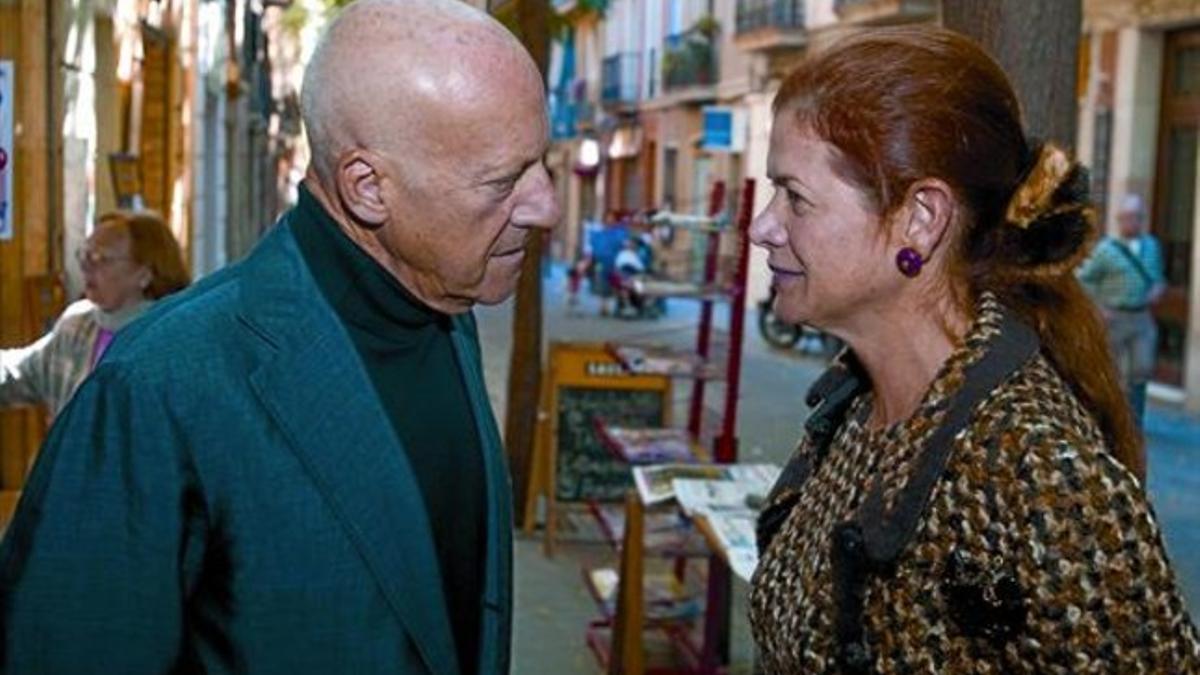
491, 174, 520, 195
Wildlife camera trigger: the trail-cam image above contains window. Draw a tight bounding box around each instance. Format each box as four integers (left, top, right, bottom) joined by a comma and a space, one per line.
662, 147, 678, 211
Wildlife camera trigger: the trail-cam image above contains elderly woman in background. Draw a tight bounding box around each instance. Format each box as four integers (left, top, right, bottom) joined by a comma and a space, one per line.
749, 26, 1199, 673
0, 210, 190, 418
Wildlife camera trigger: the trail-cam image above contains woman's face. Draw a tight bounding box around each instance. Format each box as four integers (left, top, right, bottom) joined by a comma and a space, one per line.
79, 224, 151, 312
750, 122, 898, 332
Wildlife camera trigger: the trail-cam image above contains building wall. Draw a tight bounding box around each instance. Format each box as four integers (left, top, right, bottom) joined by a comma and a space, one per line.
713, 0, 753, 101
744, 90, 774, 307
0, 0, 57, 519
1108, 28, 1163, 231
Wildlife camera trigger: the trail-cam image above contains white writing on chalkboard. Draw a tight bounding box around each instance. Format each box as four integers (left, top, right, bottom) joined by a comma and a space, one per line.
585, 361, 628, 377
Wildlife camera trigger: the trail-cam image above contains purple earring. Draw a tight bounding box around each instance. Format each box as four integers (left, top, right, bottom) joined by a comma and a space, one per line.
896, 247, 923, 278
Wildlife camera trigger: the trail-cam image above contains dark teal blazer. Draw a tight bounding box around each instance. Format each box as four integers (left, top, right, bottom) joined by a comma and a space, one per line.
0, 220, 513, 674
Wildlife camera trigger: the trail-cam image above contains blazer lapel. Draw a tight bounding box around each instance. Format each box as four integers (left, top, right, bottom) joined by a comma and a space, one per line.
239, 224, 459, 675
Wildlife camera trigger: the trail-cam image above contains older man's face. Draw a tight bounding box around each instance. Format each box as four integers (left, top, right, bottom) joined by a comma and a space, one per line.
377, 68, 561, 313
1117, 206, 1145, 239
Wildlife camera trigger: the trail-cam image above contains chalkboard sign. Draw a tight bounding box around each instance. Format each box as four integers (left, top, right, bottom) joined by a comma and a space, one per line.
544, 342, 671, 504
555, 386, 665, 501
522, 342, 673, 547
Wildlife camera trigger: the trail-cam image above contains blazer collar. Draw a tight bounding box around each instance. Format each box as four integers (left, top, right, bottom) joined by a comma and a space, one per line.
238, 221, 460, 675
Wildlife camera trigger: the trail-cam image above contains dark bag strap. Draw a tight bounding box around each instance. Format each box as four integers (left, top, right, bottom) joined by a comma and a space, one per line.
833, 313, 1040, 673
1108, 237, 1155, 289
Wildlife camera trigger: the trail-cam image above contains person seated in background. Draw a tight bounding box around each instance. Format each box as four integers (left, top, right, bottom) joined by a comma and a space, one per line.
566, 251, 591, 312
592, 209, 627, 316
631, 213, 657, 271
613, 236, 648, 318
0, 209, 190, 419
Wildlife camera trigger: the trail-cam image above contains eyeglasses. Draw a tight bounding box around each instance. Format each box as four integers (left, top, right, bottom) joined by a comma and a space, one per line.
75, 247, 131, 269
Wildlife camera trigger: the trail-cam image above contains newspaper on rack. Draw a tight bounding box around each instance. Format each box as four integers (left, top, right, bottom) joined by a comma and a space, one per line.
703, 510, 759, 583
659, 463, 781, 583
670, 465, 779, 517
632, 463, 766, 506
631, 462, 779, 506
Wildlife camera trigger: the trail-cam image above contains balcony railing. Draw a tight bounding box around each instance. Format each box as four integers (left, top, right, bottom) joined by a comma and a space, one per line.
553, 0, 608, 12
736, 0, 805, 34
551, 79, 597, 139
663, 31, 717, 91
602, 52, 641, 106
833, 0, 936, 24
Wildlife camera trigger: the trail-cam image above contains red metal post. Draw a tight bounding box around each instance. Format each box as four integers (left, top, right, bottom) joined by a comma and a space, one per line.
713, 178, 755, 464
686, 180, 727, 441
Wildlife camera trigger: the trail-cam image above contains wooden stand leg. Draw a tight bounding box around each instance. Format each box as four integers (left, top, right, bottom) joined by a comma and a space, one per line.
524, 370, 557, 556
542, 426, 559, 558
701, 557, 731, 673
523, 421, 544, 537
610, 491, 645, 675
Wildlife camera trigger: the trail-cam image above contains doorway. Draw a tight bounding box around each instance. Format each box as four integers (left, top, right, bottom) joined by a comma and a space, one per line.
1152, 27, 1199, 385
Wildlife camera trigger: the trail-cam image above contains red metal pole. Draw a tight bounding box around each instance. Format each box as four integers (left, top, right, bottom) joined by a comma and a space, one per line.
686, 180, 726, 441
698, 179, 756, 675
713, 178, 755, 464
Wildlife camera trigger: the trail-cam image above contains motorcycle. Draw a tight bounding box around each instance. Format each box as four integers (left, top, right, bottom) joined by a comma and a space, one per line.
756, 288, 843, 356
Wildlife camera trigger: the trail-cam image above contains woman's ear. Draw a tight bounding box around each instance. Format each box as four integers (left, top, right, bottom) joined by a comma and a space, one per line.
334, 149, 390, 227
137, 265, 153, 293
900, 178, 957, 259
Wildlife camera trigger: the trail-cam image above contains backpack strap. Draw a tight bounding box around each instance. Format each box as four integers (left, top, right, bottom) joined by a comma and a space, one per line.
833, 312, 1040, 673
1107, 237, 1155, 289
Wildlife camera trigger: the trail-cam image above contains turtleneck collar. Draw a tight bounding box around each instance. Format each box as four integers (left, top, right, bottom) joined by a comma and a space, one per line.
292, 182, 448, 338
94, 298, 153, 332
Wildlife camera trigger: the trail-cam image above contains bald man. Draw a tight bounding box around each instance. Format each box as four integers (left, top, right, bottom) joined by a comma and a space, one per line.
0, 1, 559, 672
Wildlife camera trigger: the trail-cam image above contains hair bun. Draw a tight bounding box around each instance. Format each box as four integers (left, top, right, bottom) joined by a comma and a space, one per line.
1006, 143, 1072, 229
993, 142, 1096, 279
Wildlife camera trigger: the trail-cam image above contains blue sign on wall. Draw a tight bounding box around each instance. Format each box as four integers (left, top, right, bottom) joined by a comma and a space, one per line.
701, 106, 744, 153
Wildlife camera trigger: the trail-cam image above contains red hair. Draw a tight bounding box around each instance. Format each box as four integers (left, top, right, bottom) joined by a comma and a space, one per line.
97, 210, 191, 300
774, 26, 1143, 479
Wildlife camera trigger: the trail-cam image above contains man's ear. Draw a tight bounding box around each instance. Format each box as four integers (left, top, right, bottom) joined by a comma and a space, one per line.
900, 178, 956, 259
335, 149, 389, 227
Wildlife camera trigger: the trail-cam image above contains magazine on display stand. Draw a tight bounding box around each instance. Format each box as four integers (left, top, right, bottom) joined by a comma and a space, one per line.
629, 463, 780, 582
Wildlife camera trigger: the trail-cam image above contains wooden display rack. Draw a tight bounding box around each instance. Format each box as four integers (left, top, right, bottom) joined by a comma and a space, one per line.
583, 179, 758, 675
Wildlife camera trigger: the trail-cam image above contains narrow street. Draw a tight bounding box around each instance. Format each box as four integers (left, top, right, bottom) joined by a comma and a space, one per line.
475, 267, 1200, 673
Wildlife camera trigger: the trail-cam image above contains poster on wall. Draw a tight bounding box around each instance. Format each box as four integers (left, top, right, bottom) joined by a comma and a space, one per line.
0, 60, 12, 241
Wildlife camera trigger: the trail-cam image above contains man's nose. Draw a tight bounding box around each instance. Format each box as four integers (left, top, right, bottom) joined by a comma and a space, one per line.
513, 165, 562, 231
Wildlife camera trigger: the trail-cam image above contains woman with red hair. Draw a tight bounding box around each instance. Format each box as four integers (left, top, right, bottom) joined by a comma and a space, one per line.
749, 26, 1198, 672
0, 210, 189, 418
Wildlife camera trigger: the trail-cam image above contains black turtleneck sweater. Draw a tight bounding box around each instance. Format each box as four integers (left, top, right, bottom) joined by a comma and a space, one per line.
291, 185, 484, 675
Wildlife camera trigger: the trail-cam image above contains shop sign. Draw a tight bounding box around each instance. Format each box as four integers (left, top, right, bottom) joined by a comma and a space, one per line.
701, 106, 746, 153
